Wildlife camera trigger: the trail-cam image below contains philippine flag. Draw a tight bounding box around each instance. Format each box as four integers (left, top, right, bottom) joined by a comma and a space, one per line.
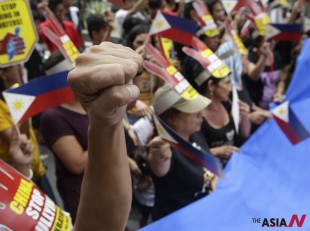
149, 11, 199, 46
265, 24, 302, 42
153, 114, 223, 177
3, 71, 75, 125
272, 101, 310, 145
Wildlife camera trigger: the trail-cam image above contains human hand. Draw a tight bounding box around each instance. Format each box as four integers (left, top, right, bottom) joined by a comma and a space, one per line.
148, 136, 172, 162
68, 42, 143, 125
210, 145, 240, 159
135, 100, 152, 117
273, 93, 285, 103
9, 126, 34, 168
239, 100, 250, 116
128, 157, 142, 178
259, 42, 272, 58
249, 109, 272, 125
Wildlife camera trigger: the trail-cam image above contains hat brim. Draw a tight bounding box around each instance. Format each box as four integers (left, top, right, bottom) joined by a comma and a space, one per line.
173, 94, 211, 114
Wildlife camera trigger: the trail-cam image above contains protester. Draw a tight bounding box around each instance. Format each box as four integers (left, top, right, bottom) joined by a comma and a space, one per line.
39, 0, 84, 52
40, 52, 87, 223
67, 42, 143, 230
0, 65, 55, 201
148, 84, 216, 220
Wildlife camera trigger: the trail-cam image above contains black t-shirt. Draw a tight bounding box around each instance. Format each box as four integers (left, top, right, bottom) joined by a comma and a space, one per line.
152, 132, 210, 221
201, 102, 236, 148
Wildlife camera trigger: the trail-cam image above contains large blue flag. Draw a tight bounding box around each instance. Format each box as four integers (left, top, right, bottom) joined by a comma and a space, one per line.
140, 39, 310, 230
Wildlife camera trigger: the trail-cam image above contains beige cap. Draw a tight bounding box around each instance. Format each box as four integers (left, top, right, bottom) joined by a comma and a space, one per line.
153, 84, 211, 115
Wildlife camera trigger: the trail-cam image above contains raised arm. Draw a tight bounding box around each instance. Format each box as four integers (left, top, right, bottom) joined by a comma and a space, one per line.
68, 42, 143, 231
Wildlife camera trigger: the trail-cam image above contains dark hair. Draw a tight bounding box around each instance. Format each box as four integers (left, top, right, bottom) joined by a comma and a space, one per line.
122, 16, 145, 38
192, 62, 222, 95
48, 0, 63, 13
206, 0, 222, 14
183, 1, 194, 20
86, 14, 107, 40
124, 25, 150, 48
159, 108, 180, 123
148, 0, 162, 9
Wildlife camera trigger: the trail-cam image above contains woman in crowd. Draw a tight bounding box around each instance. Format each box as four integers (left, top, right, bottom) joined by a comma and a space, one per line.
40, 52, 88, 223
191, 64, 251, 165
0, 65, 55, 200
148, 84, 216, 220
39, 0, 84, 52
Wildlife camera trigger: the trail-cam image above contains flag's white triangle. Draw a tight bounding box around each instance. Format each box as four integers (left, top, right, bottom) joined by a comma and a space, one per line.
265, 24, 281, 40
231, 84, 239, 134
149, 11, 171, 35
153, 114, 177, 143
304, 17, 310, 33
222, 0, 238, 14
2, 92, 35, 124
272, 101, 289, 123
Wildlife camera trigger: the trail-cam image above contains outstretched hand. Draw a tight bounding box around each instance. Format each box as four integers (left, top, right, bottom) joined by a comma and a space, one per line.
68, 42, 143, 126
9, 126, 34, 168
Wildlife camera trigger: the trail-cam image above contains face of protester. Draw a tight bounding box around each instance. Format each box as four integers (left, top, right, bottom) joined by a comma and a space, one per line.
211, 2, 226, 23
203, 35, 220, 52
169, 111, 204, 137
0, 66, 20, 89
54, 3, 66, 22
132, 33, 149, 50
213, 76, 232, 102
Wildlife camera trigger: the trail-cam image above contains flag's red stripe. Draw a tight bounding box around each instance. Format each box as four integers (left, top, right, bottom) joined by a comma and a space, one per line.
19, 87, 75, 124
274, 117, 301, 144
161, 29, 194, 46
164, 139, 205, 167
271, 32, 301, 42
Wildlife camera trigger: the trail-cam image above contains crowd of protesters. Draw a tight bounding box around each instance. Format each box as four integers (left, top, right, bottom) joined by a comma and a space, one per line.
0, 0, 309, 229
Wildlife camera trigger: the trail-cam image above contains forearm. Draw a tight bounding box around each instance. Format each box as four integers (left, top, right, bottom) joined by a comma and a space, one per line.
248, 55, 267, 81
74, 121, 131, 231
148, 153, 171, 177
239, 114, 251, 139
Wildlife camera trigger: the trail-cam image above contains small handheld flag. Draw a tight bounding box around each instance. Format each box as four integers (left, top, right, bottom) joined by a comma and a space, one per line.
272, 101, 310, 145
2, 71, 75, 125
266, 24, 302, 42
149, 11, 199, 46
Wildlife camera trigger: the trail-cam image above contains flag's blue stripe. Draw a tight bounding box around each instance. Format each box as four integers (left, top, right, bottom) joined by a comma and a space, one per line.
163, 12, 199, 36
159, 116, 222, 175
289, 107, 310, 140
273, 24, 302, 33
7, 71, 70, 96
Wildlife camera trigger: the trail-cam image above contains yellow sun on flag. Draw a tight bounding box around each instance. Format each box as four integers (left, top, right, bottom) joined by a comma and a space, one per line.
279, 108, 285, 116
226, 2, 232, 7
12, 99, 24, 112
268, 28, 274, 35
156, 20, 163, 29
